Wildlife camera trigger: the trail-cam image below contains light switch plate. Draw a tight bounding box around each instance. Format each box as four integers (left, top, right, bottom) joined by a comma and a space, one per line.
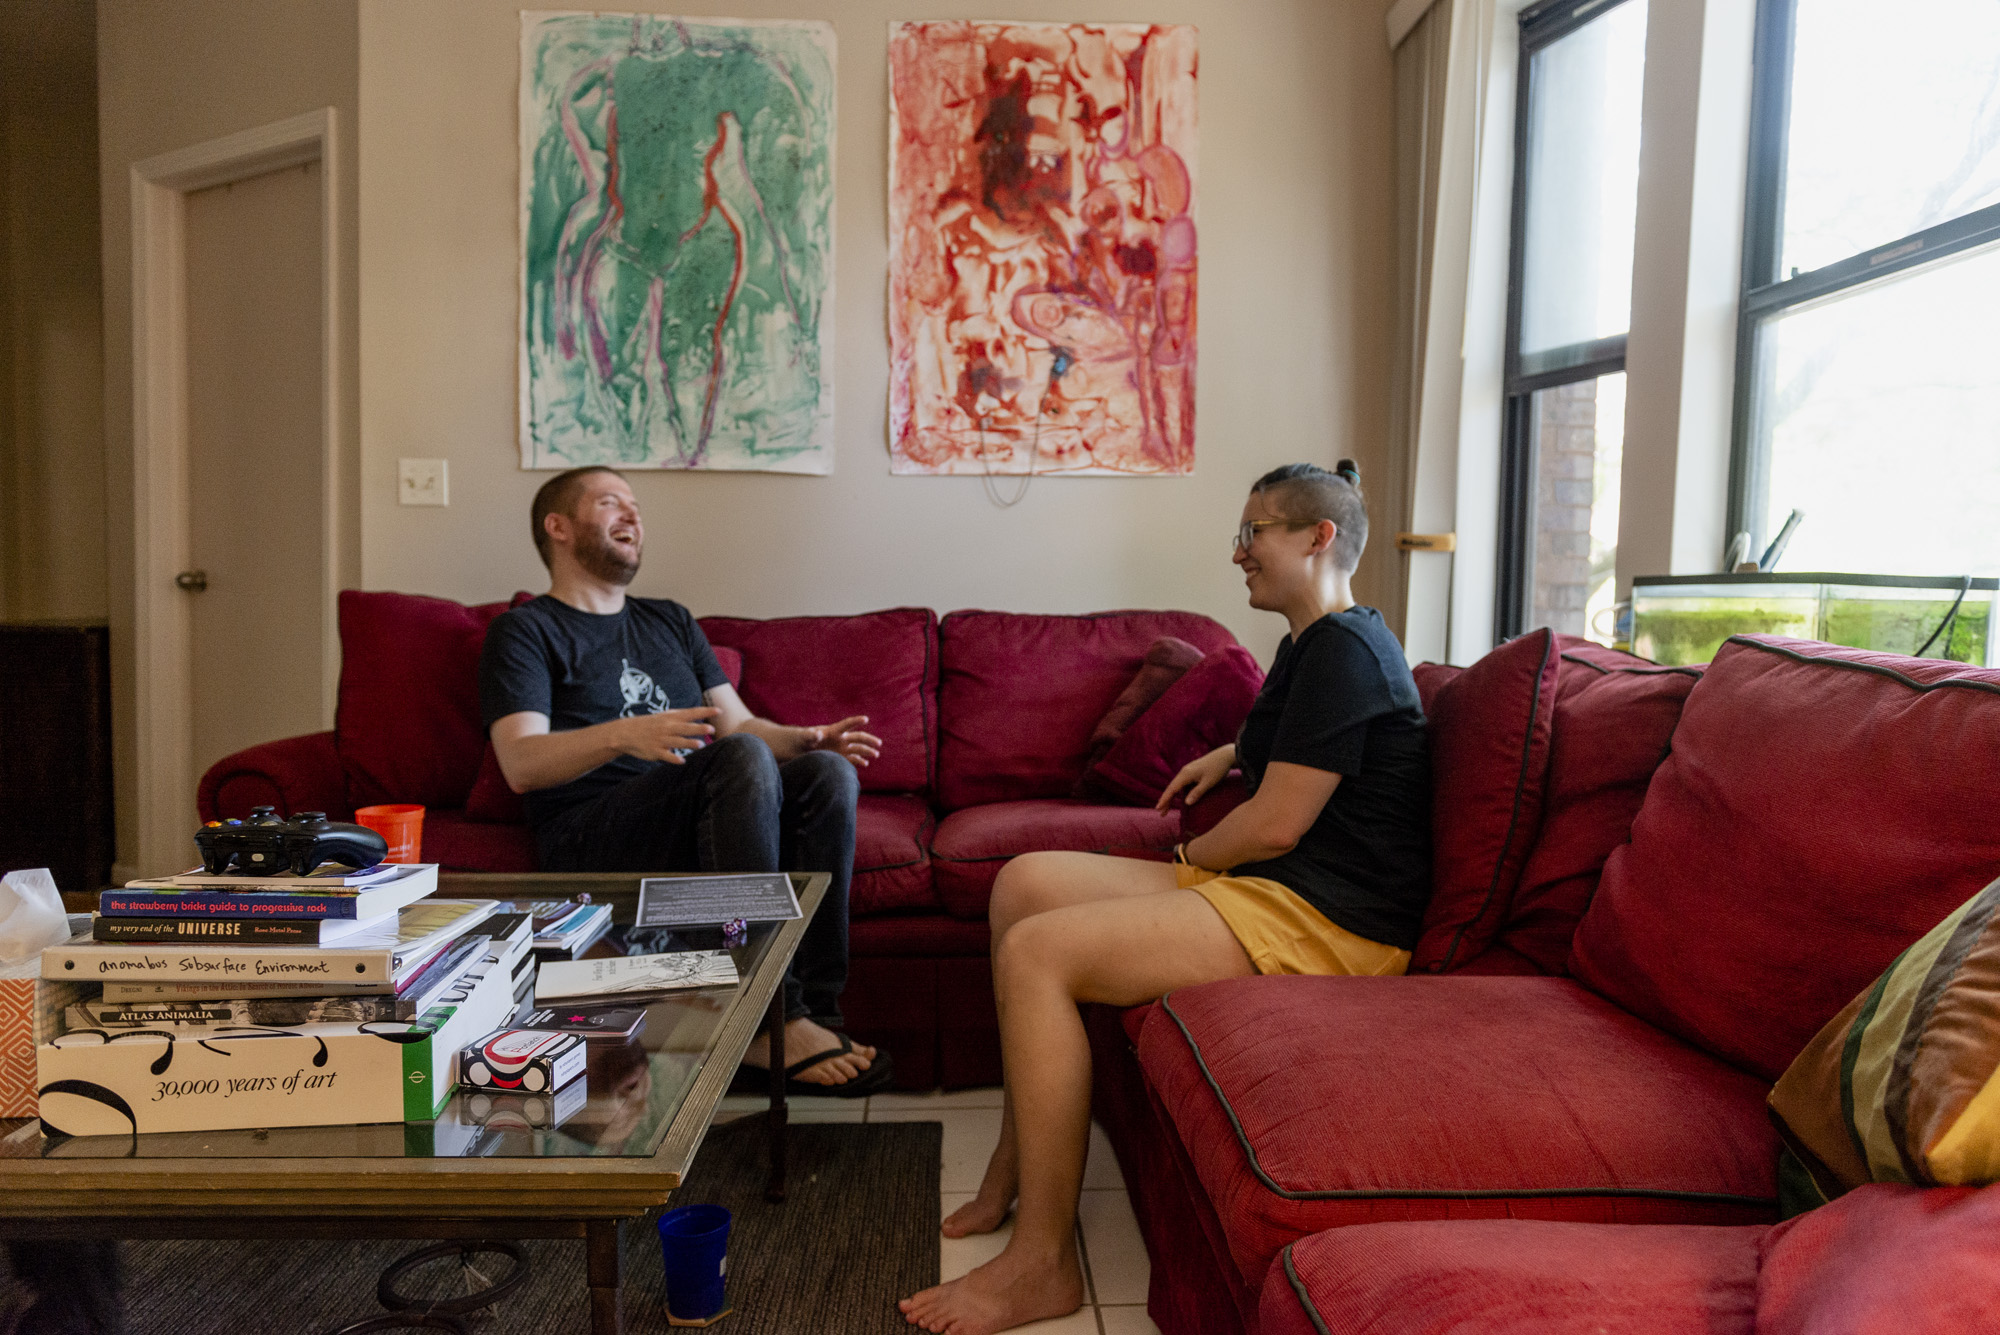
399, 458, 449, 506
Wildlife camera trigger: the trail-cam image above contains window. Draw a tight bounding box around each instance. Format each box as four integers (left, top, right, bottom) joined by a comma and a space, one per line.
1732, 0, 2000, 578
1497, 0, 1649, 645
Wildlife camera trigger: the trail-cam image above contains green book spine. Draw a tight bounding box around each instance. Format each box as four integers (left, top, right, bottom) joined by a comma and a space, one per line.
403, 1032, 439, 1122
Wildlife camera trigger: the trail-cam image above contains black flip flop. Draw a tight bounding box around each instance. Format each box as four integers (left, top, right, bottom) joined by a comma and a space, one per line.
779, 1033, 896, 1099
730, 1032, 898, 1098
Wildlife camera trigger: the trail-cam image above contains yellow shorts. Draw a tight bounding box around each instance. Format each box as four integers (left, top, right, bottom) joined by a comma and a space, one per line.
1177, 865, 1410, 978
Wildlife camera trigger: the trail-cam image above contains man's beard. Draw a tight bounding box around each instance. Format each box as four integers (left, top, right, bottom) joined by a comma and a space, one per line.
574, 527, 640, 586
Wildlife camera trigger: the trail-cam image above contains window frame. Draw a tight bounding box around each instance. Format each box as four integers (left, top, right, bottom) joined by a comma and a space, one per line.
1495, 0, 1644, 643
1727, 0, 2000, 555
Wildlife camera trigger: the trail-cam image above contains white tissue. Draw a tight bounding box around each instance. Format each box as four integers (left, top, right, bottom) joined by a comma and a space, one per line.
0, 868, 71, 964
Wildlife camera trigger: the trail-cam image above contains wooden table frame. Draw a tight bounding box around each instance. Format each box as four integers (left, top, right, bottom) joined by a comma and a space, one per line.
0, 873, 828, 1335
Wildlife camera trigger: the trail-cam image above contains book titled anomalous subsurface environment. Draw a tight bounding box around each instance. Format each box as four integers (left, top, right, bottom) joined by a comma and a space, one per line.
42, 899, 497, 988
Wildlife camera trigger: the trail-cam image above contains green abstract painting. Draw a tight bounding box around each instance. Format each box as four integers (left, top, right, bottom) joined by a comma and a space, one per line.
520, 13, 836, 472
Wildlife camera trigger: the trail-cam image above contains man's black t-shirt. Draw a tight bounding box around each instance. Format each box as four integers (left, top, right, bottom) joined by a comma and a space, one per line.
1229, 608, 1433, 951
478, 595, 729, 827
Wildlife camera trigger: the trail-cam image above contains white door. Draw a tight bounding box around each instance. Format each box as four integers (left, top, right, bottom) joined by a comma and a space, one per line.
181, 160, 326, 815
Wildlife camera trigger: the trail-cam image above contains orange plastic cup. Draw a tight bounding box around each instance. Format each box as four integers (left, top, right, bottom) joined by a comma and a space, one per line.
354, 804, 425, 864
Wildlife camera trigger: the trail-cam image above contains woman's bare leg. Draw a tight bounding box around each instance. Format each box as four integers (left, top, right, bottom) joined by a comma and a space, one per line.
902, 890, 1253, 1334
941, 853, 1180, 1239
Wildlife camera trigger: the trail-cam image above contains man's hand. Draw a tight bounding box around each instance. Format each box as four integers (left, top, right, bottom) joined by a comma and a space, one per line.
615, 706, 722, 763
1156, 744, 1236, 812
800, 715, 883, 769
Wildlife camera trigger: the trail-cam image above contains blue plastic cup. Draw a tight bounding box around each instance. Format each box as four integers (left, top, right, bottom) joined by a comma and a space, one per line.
657, 1203, 731, 1320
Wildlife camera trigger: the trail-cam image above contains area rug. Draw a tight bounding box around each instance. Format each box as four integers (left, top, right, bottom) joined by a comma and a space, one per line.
99, 1118, 941, 1334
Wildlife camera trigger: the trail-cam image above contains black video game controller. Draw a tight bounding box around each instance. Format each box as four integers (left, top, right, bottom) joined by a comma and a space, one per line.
195, 807, 390, 876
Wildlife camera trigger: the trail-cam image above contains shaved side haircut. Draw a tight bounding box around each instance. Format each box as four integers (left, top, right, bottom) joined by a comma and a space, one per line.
530, 466, 625, 568
1250, 460, 1369, 573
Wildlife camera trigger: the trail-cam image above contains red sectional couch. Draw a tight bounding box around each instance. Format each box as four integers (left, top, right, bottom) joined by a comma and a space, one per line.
1086, 630, 2000, 1334
198, 591, 1252, 1089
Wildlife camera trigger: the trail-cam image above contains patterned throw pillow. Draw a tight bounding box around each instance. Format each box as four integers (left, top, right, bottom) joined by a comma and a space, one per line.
1768, 875, 2000, 1209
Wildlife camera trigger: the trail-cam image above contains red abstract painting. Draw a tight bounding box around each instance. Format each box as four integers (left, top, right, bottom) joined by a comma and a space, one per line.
888, 22, 1198, 476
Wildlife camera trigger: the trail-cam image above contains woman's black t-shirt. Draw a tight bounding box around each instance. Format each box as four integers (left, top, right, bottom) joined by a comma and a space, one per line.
1229, 608, 1433, 951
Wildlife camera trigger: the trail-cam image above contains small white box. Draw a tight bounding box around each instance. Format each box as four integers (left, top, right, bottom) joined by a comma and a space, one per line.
460, 1028, 587, 1094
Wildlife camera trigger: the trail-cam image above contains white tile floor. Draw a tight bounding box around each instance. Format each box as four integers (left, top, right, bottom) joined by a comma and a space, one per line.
713, 1086, 1161, 1334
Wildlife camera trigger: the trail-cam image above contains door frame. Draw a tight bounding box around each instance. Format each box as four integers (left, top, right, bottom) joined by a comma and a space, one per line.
130, 108, 341, 877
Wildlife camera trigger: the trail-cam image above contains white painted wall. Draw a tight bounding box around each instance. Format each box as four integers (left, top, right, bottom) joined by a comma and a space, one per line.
98, 0, 362, 873
357, 0, 1400, 661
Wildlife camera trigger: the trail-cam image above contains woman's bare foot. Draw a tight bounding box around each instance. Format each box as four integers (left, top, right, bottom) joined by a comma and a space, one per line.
942, 1140, 1018, 1237
898, 1241, 1085, 1334
940, 1189, 1013, 1239
943, 1101, 1019, 1238
739, 1017, 876, 1087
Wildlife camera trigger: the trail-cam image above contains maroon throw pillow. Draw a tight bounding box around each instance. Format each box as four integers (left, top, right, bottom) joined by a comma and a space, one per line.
1080, 646, 1264, 805
1410, 629, 1561, 974
1071, 636, 1205, 796
463, 637, 745, 824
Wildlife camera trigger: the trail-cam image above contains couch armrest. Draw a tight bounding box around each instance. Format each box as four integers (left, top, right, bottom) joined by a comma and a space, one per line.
198, 731, 349, 822
1178, 772, 1250, 838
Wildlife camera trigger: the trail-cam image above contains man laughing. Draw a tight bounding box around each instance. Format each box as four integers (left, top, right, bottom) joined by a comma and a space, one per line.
478, 466, 890, 1093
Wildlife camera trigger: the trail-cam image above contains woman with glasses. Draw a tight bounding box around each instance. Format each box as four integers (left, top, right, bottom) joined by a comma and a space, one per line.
900, 461, 1433, 1335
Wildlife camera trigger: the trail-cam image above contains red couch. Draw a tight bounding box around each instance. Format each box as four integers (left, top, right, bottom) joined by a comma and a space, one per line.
198, 591, 1254, 1089
1086, 630, 2000, 1333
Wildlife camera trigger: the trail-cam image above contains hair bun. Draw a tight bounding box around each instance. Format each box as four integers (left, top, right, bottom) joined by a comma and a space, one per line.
1333, 459, 1361, 484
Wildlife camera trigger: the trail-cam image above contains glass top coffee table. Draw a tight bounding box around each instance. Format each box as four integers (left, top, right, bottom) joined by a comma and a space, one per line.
0, 871, 827, 1335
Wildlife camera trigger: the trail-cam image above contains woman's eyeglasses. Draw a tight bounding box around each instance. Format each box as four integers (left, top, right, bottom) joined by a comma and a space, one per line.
1233, 519, 1312, 553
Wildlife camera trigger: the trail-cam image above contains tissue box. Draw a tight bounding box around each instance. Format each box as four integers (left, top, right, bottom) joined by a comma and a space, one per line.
0, 961, 40, 1118
0, 925, 89, 1118
459, 1029, 587, 1094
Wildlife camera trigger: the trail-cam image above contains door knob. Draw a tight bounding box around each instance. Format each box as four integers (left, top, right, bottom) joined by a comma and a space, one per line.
175, 570, 209, 592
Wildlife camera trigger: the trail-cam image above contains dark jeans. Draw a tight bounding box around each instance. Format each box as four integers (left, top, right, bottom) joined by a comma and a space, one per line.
534, 733, 858, 1026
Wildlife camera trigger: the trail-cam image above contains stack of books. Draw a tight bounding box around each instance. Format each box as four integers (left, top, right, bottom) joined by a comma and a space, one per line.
515, 899, 615, 962
33, 863, 533, 1137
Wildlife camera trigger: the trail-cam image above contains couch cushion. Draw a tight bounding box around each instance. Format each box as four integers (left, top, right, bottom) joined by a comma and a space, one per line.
699, 609, 938, 795
1410, 661, 1463, 716
1262, 1219, 1761, 1335
463, 743, 525, 824
936, 610, 1238, 810
336, 591, 523, 810
1412, 630, 1561, 974
420, 808, 539, 873
931, 800, 1181, 918
1756, 1183, 1998, 1335
1497, 649, 1701, 974
1139, 975, 1777, 1295
1570, 636, 2000, 1082
852, 794, 940, 916
1081, 645, 1264, 806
